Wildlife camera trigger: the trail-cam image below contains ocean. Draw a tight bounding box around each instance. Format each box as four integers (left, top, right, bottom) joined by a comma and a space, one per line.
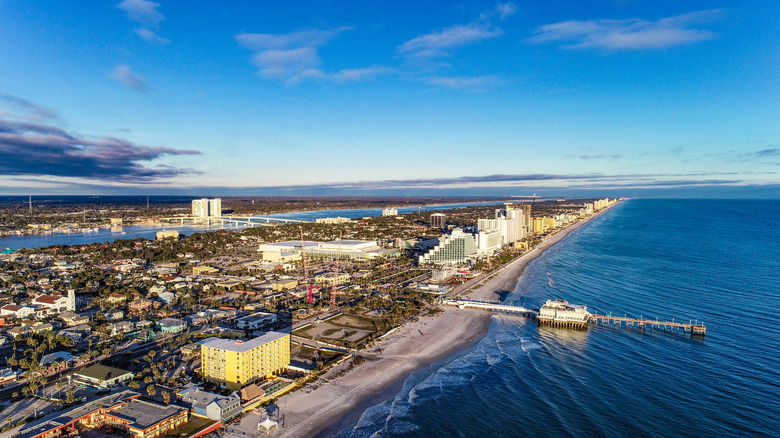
334, 199, 780, 437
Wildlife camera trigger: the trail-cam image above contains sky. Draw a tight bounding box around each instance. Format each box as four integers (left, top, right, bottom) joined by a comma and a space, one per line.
0, 0, 778, 198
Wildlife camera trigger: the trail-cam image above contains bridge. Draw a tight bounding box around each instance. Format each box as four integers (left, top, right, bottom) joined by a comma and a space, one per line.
159, 215, 308, 225
442, 299, 538, 317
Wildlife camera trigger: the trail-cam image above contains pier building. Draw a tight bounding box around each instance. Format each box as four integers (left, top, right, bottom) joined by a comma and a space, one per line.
537, 299, 591, 328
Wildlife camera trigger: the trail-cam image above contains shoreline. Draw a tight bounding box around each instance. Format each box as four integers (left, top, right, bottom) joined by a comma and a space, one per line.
277, 203, 620, 438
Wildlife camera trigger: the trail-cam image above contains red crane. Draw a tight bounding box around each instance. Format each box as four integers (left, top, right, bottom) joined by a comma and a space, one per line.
330, 232, 342, 308
300, 227, 313, 305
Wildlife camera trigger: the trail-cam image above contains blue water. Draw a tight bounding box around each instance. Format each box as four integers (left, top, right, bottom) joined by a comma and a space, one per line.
0, 201, 505, 250
335, 199, 780, 437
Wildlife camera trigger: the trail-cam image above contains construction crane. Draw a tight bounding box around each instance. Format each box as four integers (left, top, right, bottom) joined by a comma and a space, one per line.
330, 232, 342, 308
300, 227, 313, 305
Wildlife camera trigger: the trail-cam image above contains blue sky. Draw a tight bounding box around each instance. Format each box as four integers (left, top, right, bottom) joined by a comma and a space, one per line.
0, 0, 778, 197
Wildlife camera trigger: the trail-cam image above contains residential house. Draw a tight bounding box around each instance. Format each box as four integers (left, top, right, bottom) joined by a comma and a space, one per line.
158, 317, 187, 334
60, 312, 90, 326
109, 321, 135, 336
129, 298, 156, 313
158, 291, 176, 304
59, 324, 92, 342
33, 294, 69, 312
103, 309, 124, 321
107, 293, 127, 304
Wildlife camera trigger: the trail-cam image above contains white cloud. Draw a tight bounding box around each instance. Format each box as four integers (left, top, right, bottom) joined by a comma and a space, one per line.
236, 28, 352, 51
426, 76, 501, 91
109, 65, 148, 93
398, 3, 515, 59
117, 0, 169, 44
251, 48, 321, 80
237, 27, 391, 84
397, 24, 503, 58
135, 28, 170, 44
528, 10, 722, 51
117, 0, 165, 26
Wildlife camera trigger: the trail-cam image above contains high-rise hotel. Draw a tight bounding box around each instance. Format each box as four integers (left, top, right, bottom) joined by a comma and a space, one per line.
200, 332, 290, 390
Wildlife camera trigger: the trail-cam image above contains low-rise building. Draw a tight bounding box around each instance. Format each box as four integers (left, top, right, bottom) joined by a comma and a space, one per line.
33, 294, 70, 312
69, 364, 134, 389
104, 398, 189, 438
1, 304, 35, 319
538, 299, 591, 327
178, 386, 242, 422
235, 312, 277, 330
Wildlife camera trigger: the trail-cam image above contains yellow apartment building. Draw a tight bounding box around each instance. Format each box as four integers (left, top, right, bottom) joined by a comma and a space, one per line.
200, 332, 290, 390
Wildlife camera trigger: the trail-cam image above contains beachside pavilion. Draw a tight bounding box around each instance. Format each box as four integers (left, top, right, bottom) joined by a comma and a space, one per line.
67, 364, 134, 389
13, 390, 189, 438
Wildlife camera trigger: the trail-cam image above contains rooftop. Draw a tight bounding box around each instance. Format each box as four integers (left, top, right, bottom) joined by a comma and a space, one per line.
201, 331, 289, 353
71, 364, 132, 382
106, 399, 188, 430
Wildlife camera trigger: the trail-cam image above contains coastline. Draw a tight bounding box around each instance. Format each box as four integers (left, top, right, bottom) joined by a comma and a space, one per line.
277, 203, 618, 438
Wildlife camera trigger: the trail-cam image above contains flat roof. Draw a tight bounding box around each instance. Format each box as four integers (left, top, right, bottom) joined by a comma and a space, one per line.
201, 331, 288, 353
15, 391, 140, 438
72, 364, 132, 382
107, 399, 187, 430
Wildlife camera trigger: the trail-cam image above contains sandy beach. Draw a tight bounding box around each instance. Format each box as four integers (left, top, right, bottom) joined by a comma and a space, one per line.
276, 205, 615, 438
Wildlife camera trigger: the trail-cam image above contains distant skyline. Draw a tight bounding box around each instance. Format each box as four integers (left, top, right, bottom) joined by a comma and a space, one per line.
1, 1, 778, 197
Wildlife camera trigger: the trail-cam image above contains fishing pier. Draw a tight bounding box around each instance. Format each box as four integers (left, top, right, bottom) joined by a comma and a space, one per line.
588, 314, 706, 336
443, 298, 706, 337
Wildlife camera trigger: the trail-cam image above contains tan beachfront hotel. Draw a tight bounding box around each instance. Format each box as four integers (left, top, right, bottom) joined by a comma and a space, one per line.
200, 332, 290, 390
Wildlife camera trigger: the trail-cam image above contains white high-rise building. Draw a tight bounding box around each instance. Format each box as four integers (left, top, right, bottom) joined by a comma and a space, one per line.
382, 207, 398, 216
478, 204, 526, 244
208, 198, 222, 217
192, 198, 222, 217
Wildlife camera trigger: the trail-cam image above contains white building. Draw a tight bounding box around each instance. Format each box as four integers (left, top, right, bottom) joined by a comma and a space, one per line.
478, 204, 527, 245
1, 304, 35, 318
33, 294, 70, 312
209, 198, 222, 217
235, 312, 278, 330
418, 228, 478, 265
538, 299, 591, 326
382, 207, 398, 216
259, 239, 398, 261
192, 198, 222, 217
315, 217, 351, 224
476, 229, 502, 255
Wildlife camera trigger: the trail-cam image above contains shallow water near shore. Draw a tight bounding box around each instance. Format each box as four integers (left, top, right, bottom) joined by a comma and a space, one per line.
334, 199, 780, 437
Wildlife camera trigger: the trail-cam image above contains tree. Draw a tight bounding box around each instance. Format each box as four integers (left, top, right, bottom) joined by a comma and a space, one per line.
129, 381, 140, 389
162, 391, 170, 404
146, 385, 156, 398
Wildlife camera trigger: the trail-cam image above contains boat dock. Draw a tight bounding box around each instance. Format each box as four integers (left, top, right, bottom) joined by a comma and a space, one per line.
442, 298, 706, 337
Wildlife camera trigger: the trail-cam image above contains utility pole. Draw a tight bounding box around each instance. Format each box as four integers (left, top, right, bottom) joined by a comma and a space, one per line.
29, 195, 32, 215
